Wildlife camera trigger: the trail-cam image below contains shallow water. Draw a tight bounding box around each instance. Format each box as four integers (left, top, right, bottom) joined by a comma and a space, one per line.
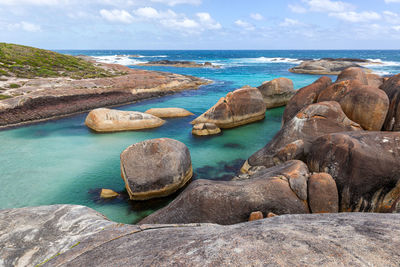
1, 50, 399, 223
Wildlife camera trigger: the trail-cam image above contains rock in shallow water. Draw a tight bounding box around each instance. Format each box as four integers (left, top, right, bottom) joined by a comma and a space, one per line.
191, 123, 221, 136
257, 77, 295, 108
85, 108, 165, 132
191, 86, 266, 128
120, 138, 193, 200
144, 107, 194, 118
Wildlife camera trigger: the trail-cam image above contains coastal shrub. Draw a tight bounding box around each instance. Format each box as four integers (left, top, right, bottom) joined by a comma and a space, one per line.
9, 83, 21, 88
0, 43, 116, 79
0, 94, 12, 100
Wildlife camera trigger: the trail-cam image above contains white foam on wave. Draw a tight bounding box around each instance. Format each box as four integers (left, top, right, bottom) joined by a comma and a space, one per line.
228, 57, 303, 65
365, 58, 400, 67
93, 55, 146, 66
136, 55, 169, 58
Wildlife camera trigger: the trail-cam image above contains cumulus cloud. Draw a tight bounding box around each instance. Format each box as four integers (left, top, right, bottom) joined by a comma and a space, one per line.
196, 12, 222, 29
250, 13, 263, 20
150, 0, 201, 6
304, 0, 354, 12
234, 19, 255, 31
0, 0, 65, 5
288, 4, 307, 13
385, 0, 400, 3
383, 11, 400, 24
329, 11, 381, 23
280, 18, 303, 27
8, 21, 41, 32
100, 9, 134, 23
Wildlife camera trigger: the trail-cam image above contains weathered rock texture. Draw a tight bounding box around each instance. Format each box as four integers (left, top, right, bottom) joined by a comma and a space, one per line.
335, 67, 368, 84
318, 79, 389, 131
367, 73, 384, 88
257, 78, 295, 108
245, 101, 361, 169
282, 76, 332, 124
48, 212, 400, 267
191, 86, 266, 128
0, 61, 207, 128
140, 160, 310, 225
85, 108, 165, 132
308, 173, 339, 213
0, 205, 113, 267
120, 138, 193, 200
191, 123, 221, 136
144, 107, 194, 118
289, 59, 372, 75
308, 131, 400, 213
381, 74, 400, 131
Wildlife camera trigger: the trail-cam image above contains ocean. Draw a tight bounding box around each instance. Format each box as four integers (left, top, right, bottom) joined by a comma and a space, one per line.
0, 50, 399, 223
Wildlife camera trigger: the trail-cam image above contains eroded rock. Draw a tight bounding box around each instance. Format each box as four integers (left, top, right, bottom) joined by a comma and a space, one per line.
381, 74, 400, 131
145, 107, 194, 118
120, 138, 193, 200
257, 78, 295, 108
308, 173, 339, 213
191, 123, 221, 136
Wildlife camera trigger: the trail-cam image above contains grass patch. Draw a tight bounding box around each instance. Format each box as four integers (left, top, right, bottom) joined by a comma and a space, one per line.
9, 83, 21, 88
0, 94, 12, 100
0, 43, 116, 79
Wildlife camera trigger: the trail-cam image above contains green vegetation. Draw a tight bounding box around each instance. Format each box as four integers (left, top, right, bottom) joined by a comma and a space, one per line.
0, 94, 12, 100
9, 83, 21, 88
0, 43, 115, 79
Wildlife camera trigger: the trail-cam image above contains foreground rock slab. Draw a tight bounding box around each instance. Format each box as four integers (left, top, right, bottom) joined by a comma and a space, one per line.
257, 77, 295, 108
85, 108, 165, 132
140, 160, 310, 225
47, 212, 400, 267
308, 131, 400, 212
0, 205, 113, 267
191, 86, 266, 128
120, 138, 193, 200
144, 107, 194, 118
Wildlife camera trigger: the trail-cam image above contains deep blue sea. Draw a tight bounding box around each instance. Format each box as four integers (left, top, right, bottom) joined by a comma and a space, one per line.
1, 50, 399, 223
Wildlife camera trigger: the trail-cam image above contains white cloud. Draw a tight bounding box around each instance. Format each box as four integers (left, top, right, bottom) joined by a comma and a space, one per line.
280, 18, 302, 27
8, 21, 41, 32
100, 9, 134, 23
196, 12, 221, 29
0, 0, 65, 5
250, 13, 263, 20
150, 0, 201, 6
304, 0, 354, 12
383, 11, 400, 24
235, 19, 255, 31
385, 0, 400, 3
133, 7, 159, 18
393, 25, 400, 31
288, 4, 307, 13
329, 11, 381, 22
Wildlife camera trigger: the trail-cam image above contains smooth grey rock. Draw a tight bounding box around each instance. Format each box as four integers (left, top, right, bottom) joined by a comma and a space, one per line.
289, 59, 370, 75
257, 78, 295, 108
46, 213, 400, 267
0, 205, 113, 267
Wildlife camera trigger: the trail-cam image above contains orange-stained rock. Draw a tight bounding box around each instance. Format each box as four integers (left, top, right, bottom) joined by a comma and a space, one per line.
318, 80, 389, 131
248, 211, 264, 221
100, 189, 119, 199
257, 78, 295, 108
381, 74, 400, 131
367, 73, 384, 88
308, 173, 339, 213
267, 212, 277, 218
336, 67, 368, 84
191, 86, 266, 128
282, 76, 332, 124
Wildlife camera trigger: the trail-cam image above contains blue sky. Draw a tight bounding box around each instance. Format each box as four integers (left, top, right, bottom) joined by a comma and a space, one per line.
0, 0, 400, 49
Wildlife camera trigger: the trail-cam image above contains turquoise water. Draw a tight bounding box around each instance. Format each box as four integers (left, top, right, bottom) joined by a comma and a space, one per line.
1, 50, 399, 223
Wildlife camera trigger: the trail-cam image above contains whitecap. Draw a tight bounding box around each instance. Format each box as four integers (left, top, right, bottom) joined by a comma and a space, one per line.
92, 55, 146, 66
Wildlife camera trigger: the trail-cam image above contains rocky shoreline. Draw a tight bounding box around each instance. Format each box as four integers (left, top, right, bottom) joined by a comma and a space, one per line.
137, 60, 220, 68
0, 62, 209, 128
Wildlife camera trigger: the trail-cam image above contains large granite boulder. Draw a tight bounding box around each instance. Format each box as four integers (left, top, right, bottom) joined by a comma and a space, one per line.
282, 76, 332, 124
367, 73, 384, 88
307, 131, 400, 212
46, 212, 400, 267
257, 78, 295, 108
120, 138, 193, 200
336, 67, 368, 84
318, 80, 389, 130
85, 108, 165, 132
140, 160, 311, 225
381, 74, 400, 131
0, 205, 113, 267
191, 86, 266, 128
144, 107, 194, 118
308, 173, 339, 213
244, 101, 362, 170
289, 59, 369, 75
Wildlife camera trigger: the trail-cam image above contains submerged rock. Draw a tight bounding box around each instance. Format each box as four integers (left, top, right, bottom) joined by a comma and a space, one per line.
257, 78, 295, 108
120, 138, 193, 200
289, 59, 371, 75
282, 76, 332, 124
318, 80, 389, 131
307, 131, 400, 212
191, 122, 221, 136
85, 108, 165, 132
144, 107, 194, 118
140, 160, 310, 225
244, 101, 361, 170
43, 210, 400, 266
191, 86, 266, 128
381, 74, 400, 131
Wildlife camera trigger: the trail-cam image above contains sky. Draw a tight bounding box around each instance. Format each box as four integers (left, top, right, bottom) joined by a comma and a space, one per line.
0, 0, 400, 49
